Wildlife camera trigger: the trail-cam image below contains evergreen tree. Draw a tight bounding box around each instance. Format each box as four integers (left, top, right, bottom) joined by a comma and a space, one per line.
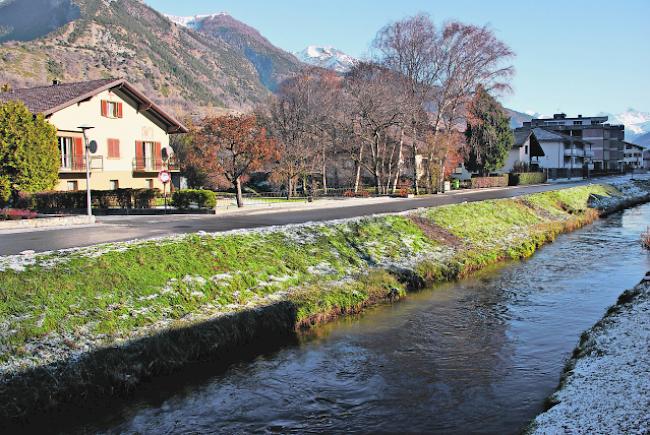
464, 86, 514, 175
0, 100, 59, 205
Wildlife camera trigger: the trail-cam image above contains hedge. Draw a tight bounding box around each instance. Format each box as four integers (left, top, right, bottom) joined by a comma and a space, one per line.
32, 189, 161, 210
509, 172, 547, 186
170, 189, 217, 209
470, 175, 509, 189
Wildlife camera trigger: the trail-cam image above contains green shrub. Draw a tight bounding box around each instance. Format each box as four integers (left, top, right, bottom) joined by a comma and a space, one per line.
171, 189, 217, 209
509, 172, 547, 186
32, 189, 160, 210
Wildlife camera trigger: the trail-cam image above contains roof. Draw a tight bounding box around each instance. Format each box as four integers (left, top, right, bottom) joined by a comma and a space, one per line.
0, 78, 187, 133
512, 128, 545, 157
532, 127, 593, 145
623, 141, 645, 150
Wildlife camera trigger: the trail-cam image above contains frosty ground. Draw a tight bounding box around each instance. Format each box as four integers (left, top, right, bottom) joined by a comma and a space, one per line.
530, 276, 650, 434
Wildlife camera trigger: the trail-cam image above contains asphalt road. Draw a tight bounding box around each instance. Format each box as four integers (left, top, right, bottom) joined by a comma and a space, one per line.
0, 181, 591, 256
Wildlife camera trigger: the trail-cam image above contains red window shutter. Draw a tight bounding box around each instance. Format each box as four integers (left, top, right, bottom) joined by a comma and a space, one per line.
135, 141, 144, 169
73, 137, 84, 170
117, 102, 123, 118
101, 100, 108, 117
108, 139, 120, 158
154, 142, 162, 168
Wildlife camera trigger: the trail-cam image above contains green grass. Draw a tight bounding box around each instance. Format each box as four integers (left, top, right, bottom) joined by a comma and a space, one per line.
0, 184, 623, 365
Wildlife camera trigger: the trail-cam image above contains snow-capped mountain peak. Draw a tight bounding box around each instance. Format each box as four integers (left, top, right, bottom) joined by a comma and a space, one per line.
295, 45, 356, 73
606, 109, 650, 135
165, 12, 229, 30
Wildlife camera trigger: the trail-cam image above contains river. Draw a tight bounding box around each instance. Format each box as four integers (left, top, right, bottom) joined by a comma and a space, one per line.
53, 204, 650, 434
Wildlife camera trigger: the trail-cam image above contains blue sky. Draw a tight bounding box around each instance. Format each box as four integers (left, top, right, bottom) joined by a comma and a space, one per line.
147, 0, 650, 116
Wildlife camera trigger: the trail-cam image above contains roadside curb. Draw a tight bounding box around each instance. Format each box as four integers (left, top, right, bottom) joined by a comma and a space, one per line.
0, 215, 96, 234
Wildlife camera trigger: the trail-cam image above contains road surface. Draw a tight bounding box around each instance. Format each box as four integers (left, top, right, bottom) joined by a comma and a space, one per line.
0, 181, 591, 255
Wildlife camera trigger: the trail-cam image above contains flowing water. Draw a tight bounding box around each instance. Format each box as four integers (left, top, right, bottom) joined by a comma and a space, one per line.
58, 204, 650, 434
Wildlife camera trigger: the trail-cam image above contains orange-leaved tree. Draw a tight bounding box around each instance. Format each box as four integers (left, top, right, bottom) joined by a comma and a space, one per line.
193, 114, 278, 208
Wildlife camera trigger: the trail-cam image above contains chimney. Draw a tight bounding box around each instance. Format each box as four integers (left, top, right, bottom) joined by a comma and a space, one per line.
52, 79, 60, 86
578, 114, 582, 118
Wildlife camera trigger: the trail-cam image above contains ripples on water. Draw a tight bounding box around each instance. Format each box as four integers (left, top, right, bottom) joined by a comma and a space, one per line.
53, 205, 650, 434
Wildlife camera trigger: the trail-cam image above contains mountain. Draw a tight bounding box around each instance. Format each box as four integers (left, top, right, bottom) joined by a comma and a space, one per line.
633, 131, 650, 148
505, 108, 533, 129
166, 13, 303, 91
0, 0, 80, 43
600, 109, 650, 142
0, 0, 300, 113
295, 46, 356, 73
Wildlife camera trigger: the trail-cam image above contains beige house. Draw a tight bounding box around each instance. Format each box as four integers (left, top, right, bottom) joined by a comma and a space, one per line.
0, 78, 187, 191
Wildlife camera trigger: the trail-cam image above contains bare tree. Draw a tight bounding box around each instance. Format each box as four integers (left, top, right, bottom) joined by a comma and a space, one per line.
374, 14, 514, 192
345, 62, 407, 194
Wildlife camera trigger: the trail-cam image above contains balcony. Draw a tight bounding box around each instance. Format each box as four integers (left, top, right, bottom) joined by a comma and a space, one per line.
564, 148, 586, 157
59, 155, 104, 172
133, 156, 179, 173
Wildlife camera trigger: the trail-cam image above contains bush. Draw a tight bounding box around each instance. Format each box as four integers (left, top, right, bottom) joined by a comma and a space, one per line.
470, 175, 509, 189
32, 189, 160, 210
170, 189, 217, 209
642, 227, 650, 250
509, 172, 547, 186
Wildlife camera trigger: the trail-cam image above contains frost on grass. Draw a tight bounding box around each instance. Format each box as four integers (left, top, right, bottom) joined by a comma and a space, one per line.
530, 280, 650, 434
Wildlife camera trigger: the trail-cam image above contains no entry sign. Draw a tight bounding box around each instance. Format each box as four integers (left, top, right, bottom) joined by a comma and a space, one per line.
158, 170, 171, 184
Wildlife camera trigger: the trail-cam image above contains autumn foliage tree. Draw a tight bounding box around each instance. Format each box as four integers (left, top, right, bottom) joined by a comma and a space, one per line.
191, 114, 278, 207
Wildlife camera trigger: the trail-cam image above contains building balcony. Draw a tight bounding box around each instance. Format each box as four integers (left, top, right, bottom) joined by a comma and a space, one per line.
564, 148, 587, 157
59, 155, 104, 172
133, 156, 180, 173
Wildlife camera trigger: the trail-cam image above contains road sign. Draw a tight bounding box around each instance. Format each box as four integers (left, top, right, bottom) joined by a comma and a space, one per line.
158, 170, 171, 184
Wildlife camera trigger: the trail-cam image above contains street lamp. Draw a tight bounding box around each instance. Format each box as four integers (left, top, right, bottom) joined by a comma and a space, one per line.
78, 125, 95, 217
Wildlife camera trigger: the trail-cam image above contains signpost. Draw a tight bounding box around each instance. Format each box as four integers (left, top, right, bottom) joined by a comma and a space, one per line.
158, 169, 171, 213
78, 126, 95, 217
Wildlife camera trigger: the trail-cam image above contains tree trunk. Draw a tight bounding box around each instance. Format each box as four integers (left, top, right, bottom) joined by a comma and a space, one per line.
235, 177, 243, 208
286, 177, 292, 199
374, 132, 381, 194
353, 144, 364, 193
391, 126, 405, 194
412, 123, 420, 195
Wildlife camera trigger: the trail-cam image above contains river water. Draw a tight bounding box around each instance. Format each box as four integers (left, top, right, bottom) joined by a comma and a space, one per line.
61, 204, 650, 434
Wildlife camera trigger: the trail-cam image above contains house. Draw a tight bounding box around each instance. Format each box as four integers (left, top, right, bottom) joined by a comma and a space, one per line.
523, 114, 624, 171
501, 129, 545, 173
0, 78, 187, 191
622, 142, 645, 170
509, 126, 594, 179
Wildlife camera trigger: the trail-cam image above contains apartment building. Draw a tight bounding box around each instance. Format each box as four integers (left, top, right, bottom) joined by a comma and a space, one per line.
523, 114, 624, 171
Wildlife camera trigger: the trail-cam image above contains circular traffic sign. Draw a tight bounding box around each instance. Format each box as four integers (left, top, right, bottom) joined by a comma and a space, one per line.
158, 170, 171, 184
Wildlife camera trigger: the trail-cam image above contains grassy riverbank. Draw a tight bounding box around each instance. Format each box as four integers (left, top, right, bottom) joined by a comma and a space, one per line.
1, 180, 649, 420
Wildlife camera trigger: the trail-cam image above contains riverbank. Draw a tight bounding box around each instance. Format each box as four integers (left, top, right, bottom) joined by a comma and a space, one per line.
529, 274, 650, 433
1, 180, 649, 422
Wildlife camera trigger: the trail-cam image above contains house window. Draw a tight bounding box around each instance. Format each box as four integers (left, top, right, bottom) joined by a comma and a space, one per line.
110, 180, 119, 190
573, 121, 583, 125
101, 100, 123, 118
524, 145, 529, 154
146, 179, 154, 189
58, 136, 74, 168
67, 181, 78, 191
107, 138, 120, 159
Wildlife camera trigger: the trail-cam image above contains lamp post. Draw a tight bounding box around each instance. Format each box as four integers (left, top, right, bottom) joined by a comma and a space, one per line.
78, 125, 95, 217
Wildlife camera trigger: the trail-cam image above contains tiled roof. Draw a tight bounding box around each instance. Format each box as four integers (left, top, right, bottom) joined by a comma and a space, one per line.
0, 78, 187, 133
0, 79, 119, 115
513, 129, 531, 147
